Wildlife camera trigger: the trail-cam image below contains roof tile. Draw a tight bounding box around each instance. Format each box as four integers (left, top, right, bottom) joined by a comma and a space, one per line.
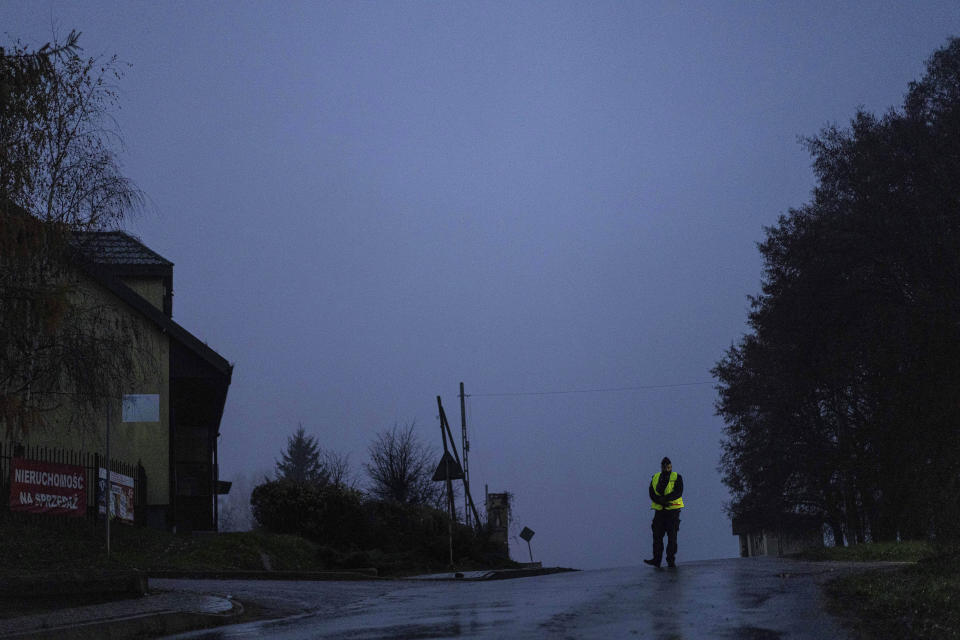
74, 231, 172, 266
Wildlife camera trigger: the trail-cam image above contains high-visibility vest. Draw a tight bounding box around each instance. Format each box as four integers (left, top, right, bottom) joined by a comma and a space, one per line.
650, 471, 684, 510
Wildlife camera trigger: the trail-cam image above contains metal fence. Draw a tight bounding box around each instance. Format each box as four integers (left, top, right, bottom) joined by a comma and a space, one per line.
0, 440, 147, 526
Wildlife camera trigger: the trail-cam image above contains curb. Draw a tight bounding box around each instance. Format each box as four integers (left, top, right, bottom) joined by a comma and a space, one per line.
0, 571, 147, 599
405, 567, 578, 581
1, 599, 244, 640
481, 567, 578, 580
147, 568, 381, 580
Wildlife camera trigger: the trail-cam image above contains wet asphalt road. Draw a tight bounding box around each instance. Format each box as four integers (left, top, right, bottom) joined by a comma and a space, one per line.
158, 557, 859, 639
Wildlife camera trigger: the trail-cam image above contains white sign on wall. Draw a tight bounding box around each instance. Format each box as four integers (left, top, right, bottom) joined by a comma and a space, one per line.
122, 394, 160, 423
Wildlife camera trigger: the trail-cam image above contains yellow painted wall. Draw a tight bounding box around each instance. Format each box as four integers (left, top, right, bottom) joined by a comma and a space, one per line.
7, 270, 171, 507
120, 276, 166, 312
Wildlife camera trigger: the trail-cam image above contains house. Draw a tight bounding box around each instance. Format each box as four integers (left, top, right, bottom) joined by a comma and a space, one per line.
732, 512, 823, 557
3, 229, 232, 532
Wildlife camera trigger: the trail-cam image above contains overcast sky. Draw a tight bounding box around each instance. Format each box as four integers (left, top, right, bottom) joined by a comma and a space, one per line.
4, 2, 959, 569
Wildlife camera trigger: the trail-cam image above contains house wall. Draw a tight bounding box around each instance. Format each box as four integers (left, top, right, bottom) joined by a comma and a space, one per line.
5, 269, 171, 510
776, 528, 823, 555
120, 276, 166, 312
743, 531, 768, 557
738, 528, 822, 557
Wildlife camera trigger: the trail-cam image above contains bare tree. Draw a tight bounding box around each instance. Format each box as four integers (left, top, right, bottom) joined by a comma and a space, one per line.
218, 469, 264, 532
1, 32, 147, 439
321, 448, 354, 489
1, 30, 143, 228
365, 422, 443, 506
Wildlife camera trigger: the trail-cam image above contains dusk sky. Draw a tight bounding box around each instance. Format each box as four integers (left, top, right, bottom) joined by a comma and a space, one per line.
4, 2, 959, 569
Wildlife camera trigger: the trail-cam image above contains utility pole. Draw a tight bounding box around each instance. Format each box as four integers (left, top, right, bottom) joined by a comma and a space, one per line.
459, 382, 470, 528
439, 403, 454, 567
436, 397, 482, 529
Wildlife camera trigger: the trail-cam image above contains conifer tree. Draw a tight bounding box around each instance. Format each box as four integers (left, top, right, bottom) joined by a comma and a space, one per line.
275, 424, 329, 486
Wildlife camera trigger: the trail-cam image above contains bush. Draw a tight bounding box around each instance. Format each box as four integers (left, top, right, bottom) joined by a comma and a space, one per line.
251, 479, 319, 536
250, 479, 365, 548
361, 500, 445, 553
252, 478, 513, 574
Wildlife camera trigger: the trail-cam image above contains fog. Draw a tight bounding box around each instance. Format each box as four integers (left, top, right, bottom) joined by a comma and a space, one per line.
4, 1, 958, 568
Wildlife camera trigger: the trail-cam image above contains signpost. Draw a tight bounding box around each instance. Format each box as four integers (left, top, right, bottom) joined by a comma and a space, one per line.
433, 395, 484, 567
105, 402, 112, 556
520, 526, 536, 562
105, 393, 160, 555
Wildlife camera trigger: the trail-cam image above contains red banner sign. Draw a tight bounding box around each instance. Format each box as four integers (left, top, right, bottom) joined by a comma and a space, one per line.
9, 458, 87, 517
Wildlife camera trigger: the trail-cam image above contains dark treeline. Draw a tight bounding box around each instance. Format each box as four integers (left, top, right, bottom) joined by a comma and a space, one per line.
250, 479, 506, 574
714, 38, 960, 546
249, 422, 507, 574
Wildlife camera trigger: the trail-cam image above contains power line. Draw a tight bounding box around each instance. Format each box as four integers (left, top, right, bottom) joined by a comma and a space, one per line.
469, 381, 714, 398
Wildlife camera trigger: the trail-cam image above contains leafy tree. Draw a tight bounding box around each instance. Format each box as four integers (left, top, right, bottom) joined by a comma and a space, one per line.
276, 424, 329, 486
365, 422, 443, 507
1, 31, 146, 440
715, 37, 960, 544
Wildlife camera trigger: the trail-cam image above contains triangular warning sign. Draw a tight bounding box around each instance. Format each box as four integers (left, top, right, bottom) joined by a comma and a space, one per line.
431, 451, 465, 481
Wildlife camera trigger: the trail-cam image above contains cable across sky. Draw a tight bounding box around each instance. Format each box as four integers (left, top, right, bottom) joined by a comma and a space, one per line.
469, 381, 715, 398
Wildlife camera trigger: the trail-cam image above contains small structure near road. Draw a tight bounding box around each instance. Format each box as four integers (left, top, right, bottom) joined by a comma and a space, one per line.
486, 490, 511, 551
732, 513, 823, 557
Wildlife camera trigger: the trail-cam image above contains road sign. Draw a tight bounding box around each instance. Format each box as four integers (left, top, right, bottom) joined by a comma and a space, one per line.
431, 451, 465, 481
520, 526, 536, 562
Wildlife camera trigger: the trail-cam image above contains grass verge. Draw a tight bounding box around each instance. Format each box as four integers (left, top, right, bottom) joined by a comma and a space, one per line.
0, 516, 515, 578
806, 542, 960, 639
0, 518, 323, 577
799, 540, 932, 563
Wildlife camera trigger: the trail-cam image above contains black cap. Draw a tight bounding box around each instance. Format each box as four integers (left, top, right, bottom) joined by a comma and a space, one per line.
661, 457, 672, 466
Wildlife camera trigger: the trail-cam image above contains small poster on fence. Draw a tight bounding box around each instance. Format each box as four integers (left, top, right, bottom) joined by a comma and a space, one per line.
97, 467, 135, 524
9, 458, 87, 517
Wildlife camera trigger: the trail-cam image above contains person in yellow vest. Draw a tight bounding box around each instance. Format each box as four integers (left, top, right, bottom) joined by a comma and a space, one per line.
644, 456, 684, 568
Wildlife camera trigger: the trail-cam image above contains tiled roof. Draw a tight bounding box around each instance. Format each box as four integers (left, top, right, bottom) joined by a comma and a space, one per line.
74, 231, 173, 266
69, 233, 230, 377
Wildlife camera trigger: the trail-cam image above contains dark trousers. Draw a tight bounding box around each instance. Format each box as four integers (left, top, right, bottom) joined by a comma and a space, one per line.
651, 509, 680, 564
